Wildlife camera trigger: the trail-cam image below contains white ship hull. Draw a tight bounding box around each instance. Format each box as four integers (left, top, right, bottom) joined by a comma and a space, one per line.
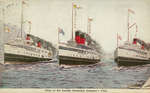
4, 43, 52, 63
114, 46, 150, 66
59, 55, 100, 65
59, 44, 101, 65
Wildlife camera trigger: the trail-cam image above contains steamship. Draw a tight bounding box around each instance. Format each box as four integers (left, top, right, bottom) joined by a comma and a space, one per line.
114, 9, 150, 66
114, 38, 150, 66
58, 3, 101, 65
59, 31, 101, 65
3, 0, 52, 63
4, 34, 52, 63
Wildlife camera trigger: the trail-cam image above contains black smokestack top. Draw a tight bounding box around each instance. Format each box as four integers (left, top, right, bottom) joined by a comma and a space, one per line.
27, 34, 30, 37
80, 33, 85, 38
75, 31, 80, 36
133, 38, 137, 41
38, 40, 41, 43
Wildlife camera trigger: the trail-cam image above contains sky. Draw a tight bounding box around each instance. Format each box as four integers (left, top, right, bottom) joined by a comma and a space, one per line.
2, 0, 150, 53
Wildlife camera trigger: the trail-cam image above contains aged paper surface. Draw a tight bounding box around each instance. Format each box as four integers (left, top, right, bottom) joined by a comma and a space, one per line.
0, 0, 150, 92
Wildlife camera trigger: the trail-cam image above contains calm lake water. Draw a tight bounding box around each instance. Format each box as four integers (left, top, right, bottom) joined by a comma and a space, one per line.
1, 57, 150, 88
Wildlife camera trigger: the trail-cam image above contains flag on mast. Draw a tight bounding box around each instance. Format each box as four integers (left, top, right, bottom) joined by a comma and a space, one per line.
58, 27, 65, 35
117, 34, 122, 40
28, 21, 32, 24
88, 18, 93, 21
4, 24, 11, 32
73, 4, 77, 8
22, 1, 26, 4
22, 0, 29, 6
5, 27, 10, 32
128, 9, 135, 14
134, 24, 138, 38
117, 33, 122, 47
73, 4, 81, 9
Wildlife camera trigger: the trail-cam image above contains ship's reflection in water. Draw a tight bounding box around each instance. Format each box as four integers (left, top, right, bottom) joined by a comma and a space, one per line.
1, 58, 150, 88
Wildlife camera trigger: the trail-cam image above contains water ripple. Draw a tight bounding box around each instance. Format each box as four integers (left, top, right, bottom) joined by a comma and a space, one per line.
1, 59, 150, 88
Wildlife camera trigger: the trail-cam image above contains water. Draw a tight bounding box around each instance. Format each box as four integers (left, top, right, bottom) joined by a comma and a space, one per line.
1, 57, 150, 88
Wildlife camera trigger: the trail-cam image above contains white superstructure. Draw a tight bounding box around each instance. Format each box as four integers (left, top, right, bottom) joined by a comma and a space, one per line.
58, 3, 101, 65
4, 37, 52, 62
114, 41, 150, 66
59, 43, 100, 60
114, 9, 150, 66
59, 43, 101, 65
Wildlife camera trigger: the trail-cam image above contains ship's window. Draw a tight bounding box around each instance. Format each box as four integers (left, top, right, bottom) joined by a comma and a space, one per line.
37, 49, 40, 52
59, 46, 85, 53
120, 47, 147, 55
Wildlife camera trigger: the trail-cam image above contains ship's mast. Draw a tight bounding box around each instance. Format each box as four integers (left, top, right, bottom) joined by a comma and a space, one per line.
117, 33, 118, 48
28, 21, 31, 34
71, 3, 77, 41
87, 17, 93, 35
2, 8, 5, 34
127, 9, 129, 42
127, 9, 136, 42
71, 3, 74, 41
71, 3, 80, 41
0, 5, 5, 64
21, 0, 24, 38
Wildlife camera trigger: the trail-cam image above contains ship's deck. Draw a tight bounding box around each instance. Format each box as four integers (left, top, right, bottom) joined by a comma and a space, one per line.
59, 43, 94, 51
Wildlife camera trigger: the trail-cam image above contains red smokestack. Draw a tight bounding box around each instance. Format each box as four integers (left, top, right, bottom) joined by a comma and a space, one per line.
75, 31, 81, 44
37, 41, 41, 48
80, 33, 85, 45
133, 38, 137, 44
26, 34, 30, 40
26, 34, 30, 44
75, 31, 85, 45
141, 44, 144, 50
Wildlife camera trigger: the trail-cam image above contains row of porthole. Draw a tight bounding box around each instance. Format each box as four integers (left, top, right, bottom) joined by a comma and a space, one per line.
61, 49, 97, 56
70, 53, 98, 59
16, 45, 49, 54
26, 52, 49, 58
84, 52, 97, 55
58, 50, 100, 59
7, 48, 49, 58
25, 51, 41, 57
